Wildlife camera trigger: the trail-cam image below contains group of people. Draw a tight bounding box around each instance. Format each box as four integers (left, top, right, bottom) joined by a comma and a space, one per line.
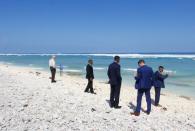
49, 55, 168, 116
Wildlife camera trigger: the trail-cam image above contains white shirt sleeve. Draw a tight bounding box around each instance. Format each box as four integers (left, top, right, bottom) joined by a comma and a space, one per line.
49, 59, 56, 68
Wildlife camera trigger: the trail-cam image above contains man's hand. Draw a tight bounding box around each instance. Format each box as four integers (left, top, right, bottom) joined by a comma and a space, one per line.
90, 78, 93, 81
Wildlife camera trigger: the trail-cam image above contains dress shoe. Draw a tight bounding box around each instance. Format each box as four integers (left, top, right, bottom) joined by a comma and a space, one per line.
110, 105, 114, 108
114, 106, 122, 109
143, 110, 150, 115
130, 112, 140, 116
155, 104, 162, 107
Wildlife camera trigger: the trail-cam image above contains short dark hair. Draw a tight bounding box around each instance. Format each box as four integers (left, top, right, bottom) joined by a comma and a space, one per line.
88, 59, 93, 63
114, 56, 120, 61
159, 66, 164, 69
138, 59, 145, 64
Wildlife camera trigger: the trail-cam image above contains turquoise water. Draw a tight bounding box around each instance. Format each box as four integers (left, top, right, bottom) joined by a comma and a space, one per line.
0, 54, 195, 98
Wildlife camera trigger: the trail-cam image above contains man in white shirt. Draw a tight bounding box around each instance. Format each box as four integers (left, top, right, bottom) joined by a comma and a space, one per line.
49, 56, 56, 83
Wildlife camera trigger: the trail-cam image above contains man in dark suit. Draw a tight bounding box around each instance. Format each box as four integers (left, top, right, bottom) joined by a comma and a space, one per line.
107, 56, 122, 109
131, 59, 153, 116
153, 66, 168, 106
84, 59, 96, 94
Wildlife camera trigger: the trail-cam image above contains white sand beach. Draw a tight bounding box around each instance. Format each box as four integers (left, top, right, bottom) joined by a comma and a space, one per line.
0, 63, 195, 131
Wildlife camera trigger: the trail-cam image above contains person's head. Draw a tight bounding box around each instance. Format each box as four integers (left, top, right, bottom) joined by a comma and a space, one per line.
138, 59, 145, 67
88, 59, 93, 65
114, 56, 120, 63
158, 66, 164, 73
52, 55, 56, 59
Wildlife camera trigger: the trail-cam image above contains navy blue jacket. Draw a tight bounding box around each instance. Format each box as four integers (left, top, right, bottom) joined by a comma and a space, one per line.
86, 64, 94, 79
107, 62, 122, 86
153, 71, 168, 88
135, 65, 153, 89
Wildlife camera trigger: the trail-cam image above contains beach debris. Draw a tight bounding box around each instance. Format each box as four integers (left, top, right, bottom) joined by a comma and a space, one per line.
91, 108, 96, 112
23, 104, 28, 107
105, 111, 111, 114
69, 120, 74, 123
36, 72, 41, 76
82, 120, 88, 124
102, 118, 107, 121
0, 104, 4, 108
179, 95, 191, 100
161, 107, 167, 111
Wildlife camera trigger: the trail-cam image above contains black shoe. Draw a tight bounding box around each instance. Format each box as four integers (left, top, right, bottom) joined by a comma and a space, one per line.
114, 106, 122, 109
51, 80, 56, 83
91, 92, 96, 95
143, 110, 150, 115
130, 112, 140, 116
155, 104, 162, 107
110, 104, 114, 108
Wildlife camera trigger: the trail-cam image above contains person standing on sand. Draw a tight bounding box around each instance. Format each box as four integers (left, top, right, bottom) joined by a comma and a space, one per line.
49, 56, 56, 83
153, 66, 168, 106
131, 59, 153, 116
84, 59, 96, 94
107, 56, 122, 109
59, 64, 64, 76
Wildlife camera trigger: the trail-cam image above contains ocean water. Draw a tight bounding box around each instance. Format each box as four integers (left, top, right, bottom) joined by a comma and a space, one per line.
0, 54, 195, 98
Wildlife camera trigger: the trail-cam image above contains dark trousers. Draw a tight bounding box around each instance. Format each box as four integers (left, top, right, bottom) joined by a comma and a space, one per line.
154, 87, 161, 105
110, 84, 121, 107
50, 67, 56, 82
85, 79, 94, 93
136, 88, 151, 113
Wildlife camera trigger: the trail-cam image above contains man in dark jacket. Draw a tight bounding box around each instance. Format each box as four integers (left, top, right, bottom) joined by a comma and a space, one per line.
84, 59, 96, 94
153, 66, 168, 106
131, 59, 153, 116
107, 56, 122, 109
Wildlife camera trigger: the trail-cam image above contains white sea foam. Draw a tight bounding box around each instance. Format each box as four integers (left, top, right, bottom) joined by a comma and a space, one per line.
31, 67, 44, 70
0, 62, 13, 65
56, 65, 68, 68
1, 53, 195, 59
178, 58, 183, 60
94, 67, 106, 70
123, 68, 176, 76
29, 64, 34, 66
88, 54, 195, 59
64, 69, 82, 73
164, 70, 176, 75
123, 68, 137, 72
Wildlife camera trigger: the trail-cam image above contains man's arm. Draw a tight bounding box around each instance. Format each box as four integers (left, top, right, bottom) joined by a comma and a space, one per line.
116, 65, 122, 81
135, 68, 141, 81
91, 67, 94, 79
107, 66, 111, 79
158, 72, 168, 80
86, 65, 90, 77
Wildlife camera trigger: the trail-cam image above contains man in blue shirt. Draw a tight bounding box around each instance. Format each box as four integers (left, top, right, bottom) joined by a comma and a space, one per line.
153, 66, 168, 106
131, 60, 153, 116
107, 56, 122, 109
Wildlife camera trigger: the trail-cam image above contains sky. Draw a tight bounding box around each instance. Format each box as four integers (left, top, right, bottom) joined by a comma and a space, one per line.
0, 0, 195, 53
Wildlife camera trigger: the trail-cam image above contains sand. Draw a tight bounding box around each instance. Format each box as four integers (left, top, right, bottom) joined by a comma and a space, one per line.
0, 63, 195, 131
